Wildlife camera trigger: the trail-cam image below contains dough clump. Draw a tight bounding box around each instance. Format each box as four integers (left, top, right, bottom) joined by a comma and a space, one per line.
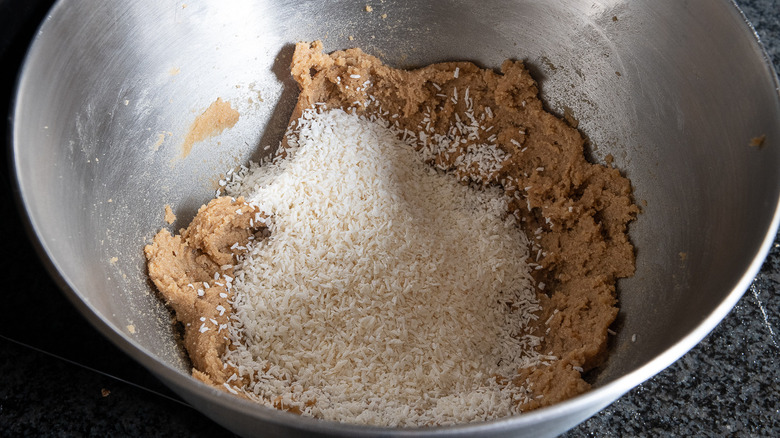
145, 41, 637, 417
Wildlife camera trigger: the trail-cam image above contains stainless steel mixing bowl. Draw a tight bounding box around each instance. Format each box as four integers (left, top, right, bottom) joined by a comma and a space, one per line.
11, 0, 780, 436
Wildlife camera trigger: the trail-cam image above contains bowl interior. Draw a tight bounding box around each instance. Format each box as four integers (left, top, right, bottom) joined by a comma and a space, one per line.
13, 0, 780, 436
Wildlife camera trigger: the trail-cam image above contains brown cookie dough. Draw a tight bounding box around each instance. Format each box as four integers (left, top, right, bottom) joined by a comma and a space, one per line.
145, 196, 264, 388
180, 98, 240, 158
164, 205, 176, 224
288, 41, 637, 410
146, 40, 637, 414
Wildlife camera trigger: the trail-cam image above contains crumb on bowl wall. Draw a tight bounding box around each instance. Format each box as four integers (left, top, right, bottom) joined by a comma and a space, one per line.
180, 98, 240, 159
164, 205, 176, 224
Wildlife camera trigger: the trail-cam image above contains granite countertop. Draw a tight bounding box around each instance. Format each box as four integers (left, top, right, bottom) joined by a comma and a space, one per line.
1, 0, 778, 436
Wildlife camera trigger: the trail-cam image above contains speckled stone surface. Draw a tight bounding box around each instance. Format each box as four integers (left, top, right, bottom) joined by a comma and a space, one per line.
0, 0, 778, 437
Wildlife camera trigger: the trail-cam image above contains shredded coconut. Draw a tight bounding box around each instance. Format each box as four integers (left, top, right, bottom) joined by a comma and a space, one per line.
223, 108, 542, 427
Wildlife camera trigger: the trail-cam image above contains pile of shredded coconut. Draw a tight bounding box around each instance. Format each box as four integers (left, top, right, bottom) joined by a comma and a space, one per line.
221, 108, 546, 426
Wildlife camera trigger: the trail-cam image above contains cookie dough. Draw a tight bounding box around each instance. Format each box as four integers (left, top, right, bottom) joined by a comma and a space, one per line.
164, 205, 176, 224
180, 97, 240, 158
288, 41, 637, 408
145, 40, 637, 414
145, 196, 264, 387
